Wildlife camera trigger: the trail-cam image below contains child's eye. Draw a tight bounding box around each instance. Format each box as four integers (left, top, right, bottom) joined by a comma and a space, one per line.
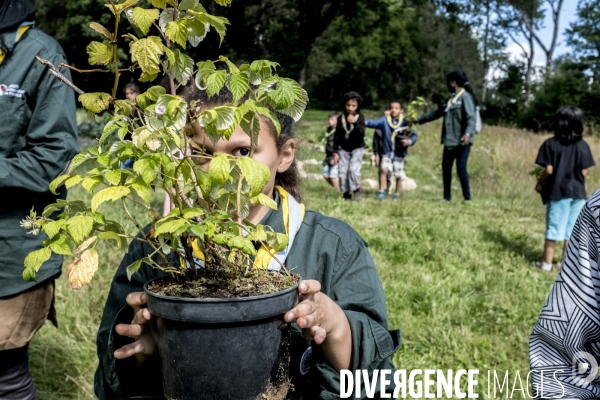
234, 148, 251, 157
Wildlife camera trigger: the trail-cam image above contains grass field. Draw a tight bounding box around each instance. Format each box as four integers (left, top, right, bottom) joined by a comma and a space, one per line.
29, 110, 600, 399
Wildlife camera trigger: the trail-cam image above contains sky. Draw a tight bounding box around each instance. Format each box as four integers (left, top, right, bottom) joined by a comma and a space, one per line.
506, 0, 580, 66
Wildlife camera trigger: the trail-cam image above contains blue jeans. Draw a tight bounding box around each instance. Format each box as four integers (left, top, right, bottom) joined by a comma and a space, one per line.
442, 144, 471, 201
0, 345, 34, 400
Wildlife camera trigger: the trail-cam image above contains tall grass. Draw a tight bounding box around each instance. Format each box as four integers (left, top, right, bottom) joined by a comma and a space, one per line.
29, 113, 600, 398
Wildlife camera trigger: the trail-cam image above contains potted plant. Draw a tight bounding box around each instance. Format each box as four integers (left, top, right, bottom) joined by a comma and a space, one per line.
21, 0, 309, 398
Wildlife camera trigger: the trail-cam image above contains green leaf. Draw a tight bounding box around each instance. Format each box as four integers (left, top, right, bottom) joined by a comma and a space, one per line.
79, 92, 112, 114
190, 10, 228, 43
190, 224, 207, 238
91, 186, 131, 213
49, 174, 70, 195
158, 8, 174, 31
105, 170, 122, 185
89, 22, 112, 39
148, 0, 167, 8
154, 218, 188, 236
65, 175, 83, 189
250, 193, 277, 210
66, 215, 95, 243
171, 49, 194, 84
214, 0, 232, 5
228, 236, 256, 256
133, 157, 158, 184
228, 73, 249, 101
98, 231, 124, 249
23, 247, 52, 281
126, 260, 143, 280
132, 7, 159, 36
195, 60, 216, 89
186, 18, 207, 47
105, 0, 140, 15
82, 175, 104, 193
68, 153, 91, 173
136, 85, 166, 109
183, 207, 204, 219
237, 157, 271, 197
179, 0, 198, 10
165, 20, 188, 48
43, 220, 66, 238
47, 235, 72, 256
274, 232, 289, 251
86, 41, 113, 65
218, 55, 239, 73
208, 153, 231, 184
130, 36, 163, 77
267, 78, 296, 109
205, 70, 226, 96
279, 87, 308, 122
131, 180, 152, 205
114, 99, 133, 116
247, 225, 268, 242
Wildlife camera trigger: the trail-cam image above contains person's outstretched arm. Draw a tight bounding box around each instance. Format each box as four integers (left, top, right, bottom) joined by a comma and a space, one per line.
417, 105, 444, 125
529, 190, 600, 399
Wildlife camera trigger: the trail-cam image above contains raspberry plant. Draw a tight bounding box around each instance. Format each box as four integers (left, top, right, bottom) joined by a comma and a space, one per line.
21, 0, 308, 289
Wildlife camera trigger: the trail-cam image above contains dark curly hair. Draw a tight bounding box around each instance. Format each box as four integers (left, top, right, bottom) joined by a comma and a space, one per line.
447, 70, 479, 107
180, 84, 302, 202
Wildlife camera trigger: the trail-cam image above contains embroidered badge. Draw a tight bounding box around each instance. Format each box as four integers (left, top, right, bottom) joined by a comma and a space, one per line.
300, 346, 313, 375
0, 84, 25, 98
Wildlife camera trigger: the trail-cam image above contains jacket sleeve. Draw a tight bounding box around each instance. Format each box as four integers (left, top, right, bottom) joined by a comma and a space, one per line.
372, 131, 382, 156
417, 106, 444, 125
461, 94, 476, 136
0, 51, 78, 191
529, 192, 600, 399
365, 117, 385, 131
312, 237, 401, 398
353, 114, 366, 139
409, 129, 418, 146
94, 237, 166, 400
332, 118, 342, 153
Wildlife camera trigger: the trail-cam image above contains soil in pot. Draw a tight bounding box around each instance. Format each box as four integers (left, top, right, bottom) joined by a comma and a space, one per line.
145, 270, 300, 400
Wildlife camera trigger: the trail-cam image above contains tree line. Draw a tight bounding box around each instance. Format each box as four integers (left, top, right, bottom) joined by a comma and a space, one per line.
33, 0, 600, 132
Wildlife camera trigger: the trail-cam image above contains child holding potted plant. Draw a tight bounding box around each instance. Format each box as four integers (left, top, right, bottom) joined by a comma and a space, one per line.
94, 87, 401, 400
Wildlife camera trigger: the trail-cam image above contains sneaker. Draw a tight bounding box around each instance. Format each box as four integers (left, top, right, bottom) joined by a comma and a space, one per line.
393, 193, 400, 202
441, 198, 451, 203
377, 190, 385, 201
531, 261, 552, 272
353, 187, 363, 202
343, 192, 352, 201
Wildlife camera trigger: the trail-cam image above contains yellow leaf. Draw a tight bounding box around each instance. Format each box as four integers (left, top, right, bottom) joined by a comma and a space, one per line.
66, 249, 99, 289
79, 92, 112, 114
87, 39, 112, 65
89, 22, 112, 39
165, 20, 188, 48
75, 236, 98, 256
132, 7, 159, 36
91, 186, 131, 212
130, 36, 164, 76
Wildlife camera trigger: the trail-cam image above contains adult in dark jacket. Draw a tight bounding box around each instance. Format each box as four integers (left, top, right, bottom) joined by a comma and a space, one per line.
417, 71, 477, 202
0, 0, 79, 397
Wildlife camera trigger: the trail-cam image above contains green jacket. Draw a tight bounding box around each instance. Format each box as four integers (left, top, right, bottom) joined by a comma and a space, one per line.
418, 91, 477, 147
94, 193, 401, 399
0, 27, 79, 297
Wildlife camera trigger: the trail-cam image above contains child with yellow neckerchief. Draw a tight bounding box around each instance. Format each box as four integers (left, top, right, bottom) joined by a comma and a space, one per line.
332, 91, 366, 201
94, 86, 400, 399
366, 100, 417, 201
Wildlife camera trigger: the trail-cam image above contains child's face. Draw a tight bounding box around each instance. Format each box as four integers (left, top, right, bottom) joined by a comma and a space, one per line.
345, 99, 358, 115
125, 88, 138, 100
328, 116, 338, 127
192, 118, 295, 211
389, 103, 402, 118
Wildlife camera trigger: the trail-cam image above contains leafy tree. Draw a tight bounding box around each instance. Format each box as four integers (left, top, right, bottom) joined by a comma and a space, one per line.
566, 0, 600, 81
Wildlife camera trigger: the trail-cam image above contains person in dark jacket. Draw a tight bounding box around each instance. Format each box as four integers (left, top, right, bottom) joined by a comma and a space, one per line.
416, 71, 477, 202
333, 91, 366, 201
321, 111, 339, 190
94, 87, 401, 400
534, 105, 595, 272
0, 0, 79, 397
367, 100, 417, 201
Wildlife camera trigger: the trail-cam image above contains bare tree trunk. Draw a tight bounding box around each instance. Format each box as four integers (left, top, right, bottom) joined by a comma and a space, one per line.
482, 0, 491, 103
525, 30, 534, 102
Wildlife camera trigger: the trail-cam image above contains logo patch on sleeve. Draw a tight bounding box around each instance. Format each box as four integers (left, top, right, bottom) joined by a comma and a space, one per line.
0, 84, 25, 98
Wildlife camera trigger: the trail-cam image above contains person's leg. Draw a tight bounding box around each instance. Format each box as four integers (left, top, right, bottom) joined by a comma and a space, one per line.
456, 144, 472, 201
386, 170, 392, 195
378, 156, 391, 200
0, 345, 35, 400
561, 199, 587, 267
542, 199, 569, 270
349, 147, 364, 200
322, 162, 332, 186
392, 158, 404, 201
441, 147, 455, 201
337, 150, 351, 196
329, 163, 340, 191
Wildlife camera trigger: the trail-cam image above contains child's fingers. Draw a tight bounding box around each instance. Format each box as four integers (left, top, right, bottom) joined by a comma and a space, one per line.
126, 291, 147, 308
298, 280, 321, 295
115, 322, 147, 339
302, 326, 327, 344
285, 300, 315, 323
132, 307, 151, 325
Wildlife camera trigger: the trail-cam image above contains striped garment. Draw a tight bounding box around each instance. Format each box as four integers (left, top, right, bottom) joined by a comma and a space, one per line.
529, 189, 600, 399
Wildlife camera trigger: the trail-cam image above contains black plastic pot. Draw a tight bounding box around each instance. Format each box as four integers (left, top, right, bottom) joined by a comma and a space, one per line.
144, 278, 299, 400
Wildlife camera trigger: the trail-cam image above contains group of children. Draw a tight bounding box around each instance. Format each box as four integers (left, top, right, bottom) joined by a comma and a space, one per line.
322, 91, 417, 201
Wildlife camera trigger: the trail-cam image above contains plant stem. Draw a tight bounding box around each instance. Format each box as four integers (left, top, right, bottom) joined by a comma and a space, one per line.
121, 198, 169, 264
35, 57, 85, 95
108, 0, 120, 99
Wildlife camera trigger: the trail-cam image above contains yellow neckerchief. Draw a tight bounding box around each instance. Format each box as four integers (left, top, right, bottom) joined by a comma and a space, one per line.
341, 114, 359, 138
182, 186, 305, 270
253, 186, 305, 269
387, 114, 405, 142
0, 24, 32, 65
445, 88, 465, 112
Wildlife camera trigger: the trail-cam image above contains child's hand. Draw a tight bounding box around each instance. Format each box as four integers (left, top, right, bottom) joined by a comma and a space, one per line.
332, 153, 339, 165
384, 110, 391, 116
535, 182, 543, 193
347, 114, 358, 124
460, 134, 470, 146
114, 292, 158, 363
401, 139, 410, 147
375, 156, 380, 166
